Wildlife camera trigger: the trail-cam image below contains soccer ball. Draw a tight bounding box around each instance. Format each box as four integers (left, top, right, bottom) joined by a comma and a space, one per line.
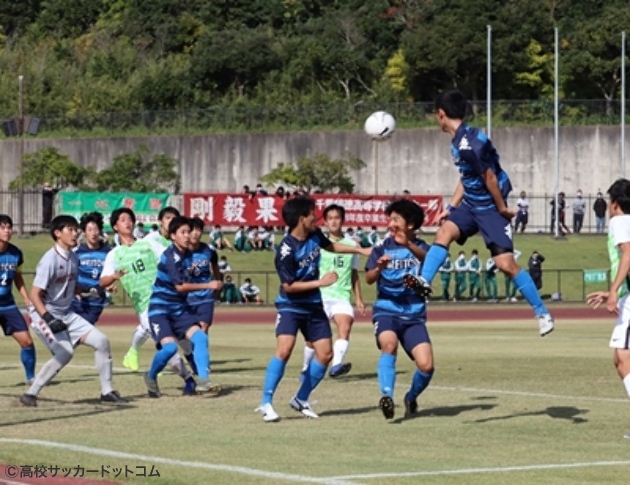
364, 111, 396, 141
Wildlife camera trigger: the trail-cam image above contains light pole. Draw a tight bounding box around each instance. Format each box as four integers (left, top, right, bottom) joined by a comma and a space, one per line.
18, 75, 24, 235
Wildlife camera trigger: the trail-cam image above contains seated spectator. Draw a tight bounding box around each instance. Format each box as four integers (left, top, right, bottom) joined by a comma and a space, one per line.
233, 225, 250, 252
240, 278, 263, 304
257, 226, 273, 251
355, 227, 371, 248
218, 256, 232, 274
133, 222, 145, 239
248, 226, 263, 250
220, 275, 242, 304
209, 224, 234, 251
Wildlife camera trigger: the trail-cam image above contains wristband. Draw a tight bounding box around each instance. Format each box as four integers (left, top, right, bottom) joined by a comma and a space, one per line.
42, 312, 55, 324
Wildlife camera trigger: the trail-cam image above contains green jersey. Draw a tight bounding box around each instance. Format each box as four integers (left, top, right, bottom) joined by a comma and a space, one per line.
608, 215, 630, 298
319, 237, 359, 302
101, 240, 159, 314
144, 231, 171, 253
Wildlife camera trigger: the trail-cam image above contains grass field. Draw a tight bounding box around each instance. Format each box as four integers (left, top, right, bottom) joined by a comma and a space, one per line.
8, 232, 611, 305
1, 314, 629, 484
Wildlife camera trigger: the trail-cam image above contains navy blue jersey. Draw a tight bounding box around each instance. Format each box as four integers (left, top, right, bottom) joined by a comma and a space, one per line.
365, 238, 430, 319
149, 245, 193, 318
188, 242, 218, 305
0, 243, 24, 308
74, 242, 111, 308
274, 228, 332, 309
451, 124, 512, 210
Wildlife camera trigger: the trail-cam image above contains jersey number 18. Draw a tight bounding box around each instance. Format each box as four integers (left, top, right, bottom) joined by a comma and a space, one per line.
131, 259, 146, 273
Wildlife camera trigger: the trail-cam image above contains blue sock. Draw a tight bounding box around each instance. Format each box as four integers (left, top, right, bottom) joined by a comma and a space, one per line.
513, 269, 548, 316
407, 369, 434, 401
262, 356, 286, 405
378, 353, 397, 398
21, 346, 36, 381
148, 342, 178, 380
189, 331, 209, 379
296, 359, 327, 401
420, 244, 449, 284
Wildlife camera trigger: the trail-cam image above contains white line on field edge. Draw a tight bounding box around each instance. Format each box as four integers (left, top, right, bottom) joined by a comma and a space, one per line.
327, 459, 630, 480
0, 439, 356, 485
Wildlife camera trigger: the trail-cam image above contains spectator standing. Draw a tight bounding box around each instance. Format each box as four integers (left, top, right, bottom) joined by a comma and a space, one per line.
550, 192, 570, 235
41, 182, 59, 229
528, 251, 545, 290
240, 278, 263, 304
571, 190, 586, 233
439, 254, 453, 301
453, 251, 468, 301
467, 249, 482, 302
367, 226, 380, 246
132, 222, 145, 239
504, 249, 522, 302
484, 258, 499, 302
593, 191, 607, 234
256, 184, 268, 196
514, 191, 529, 233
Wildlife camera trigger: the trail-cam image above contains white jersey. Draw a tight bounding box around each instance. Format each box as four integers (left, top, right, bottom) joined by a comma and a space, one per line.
32, 245, 79, 317
143, 230, 170, 257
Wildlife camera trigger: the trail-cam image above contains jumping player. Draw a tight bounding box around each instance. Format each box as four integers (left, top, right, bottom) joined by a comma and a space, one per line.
99, 208, 196, 393
21, 215, 126, 406
365, 199, 433, 419
256, 197, 371, 422
411, 90, 554, 335
144, 216, 223, 397
0, 215, 36, 384
587, 179, 630, 437
302, 204, 365, 379
70, 212, 112, 325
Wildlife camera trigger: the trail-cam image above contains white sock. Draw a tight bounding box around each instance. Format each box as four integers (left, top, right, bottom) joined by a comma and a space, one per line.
130, 325, 150, 351
623, 374, 630, 398
169, 354, 191, 381
27, 340, 74, 396
302, 346, 315, 372
332, 339, 349, 367
83, 329, 114, 395
178, 339, 192, 356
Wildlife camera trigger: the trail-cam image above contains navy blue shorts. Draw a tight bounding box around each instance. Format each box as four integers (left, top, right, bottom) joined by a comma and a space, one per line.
190, 301, 215, 327
275, 306, 332, 342
447, 203, 513, 252
149, 310, 200, 343
373, 314, 430, 359
70, 300, 104, 326
0, 306, 29, 336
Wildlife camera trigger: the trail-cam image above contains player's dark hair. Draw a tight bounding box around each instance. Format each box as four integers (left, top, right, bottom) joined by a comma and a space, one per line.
245, 278, 251, 283
50, 215, 78, 241
282, 196, 316, 230
189, 217, 205, 232
435, 90, 468, 120
472, 249, 478, 255
158, 206, 180, 221
151, 224, 158, 231
79, 211, 104, 232
168, 216, 191, 236
0, 214, 13, 227
110, 208, 136, 230
607, 178, 630, 214
323, 204, 345, 222
385, 198, 425, 230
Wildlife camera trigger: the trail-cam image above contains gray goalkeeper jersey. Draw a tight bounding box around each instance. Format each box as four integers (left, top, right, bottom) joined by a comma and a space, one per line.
32, 245, 79, 317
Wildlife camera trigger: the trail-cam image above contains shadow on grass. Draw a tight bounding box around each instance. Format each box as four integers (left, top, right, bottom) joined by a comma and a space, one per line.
473, 406, 589, 424
392, 403, 497, 424
212, 359, 252, 366
342, 370, 408, 382
319, 406, 375, 417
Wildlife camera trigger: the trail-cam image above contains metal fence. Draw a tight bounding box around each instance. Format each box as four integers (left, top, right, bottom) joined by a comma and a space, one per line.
0, 190, 610, 235
4, 99, 629, 137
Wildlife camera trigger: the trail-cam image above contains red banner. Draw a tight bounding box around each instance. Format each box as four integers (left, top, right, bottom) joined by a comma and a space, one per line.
183, 193, 443, 227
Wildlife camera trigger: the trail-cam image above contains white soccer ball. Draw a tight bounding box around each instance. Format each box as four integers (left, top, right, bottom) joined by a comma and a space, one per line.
364, 111, 396, 141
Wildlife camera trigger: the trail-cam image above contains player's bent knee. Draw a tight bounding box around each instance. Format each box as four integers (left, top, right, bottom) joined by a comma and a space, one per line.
13, 332, 33, 348
51, 340, 74, 366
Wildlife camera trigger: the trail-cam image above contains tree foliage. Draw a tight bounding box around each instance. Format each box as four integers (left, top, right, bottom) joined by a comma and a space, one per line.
261, 152, 366, 194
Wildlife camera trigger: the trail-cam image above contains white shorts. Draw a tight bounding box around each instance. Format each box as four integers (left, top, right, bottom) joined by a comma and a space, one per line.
30, 309, 94, 350
610, 294, 630, 349
323, 300, 354, 321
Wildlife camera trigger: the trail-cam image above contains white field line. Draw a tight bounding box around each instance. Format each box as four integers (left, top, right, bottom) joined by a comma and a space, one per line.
0, 439, 357, 485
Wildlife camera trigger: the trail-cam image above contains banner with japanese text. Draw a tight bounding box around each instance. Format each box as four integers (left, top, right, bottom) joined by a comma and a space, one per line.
183, 193, 443, 227
56, 192, 171, 230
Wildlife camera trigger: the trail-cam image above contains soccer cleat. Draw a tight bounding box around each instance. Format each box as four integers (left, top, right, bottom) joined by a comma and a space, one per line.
182, 379, 197, 396
100, 390, 128, 404
122, 349, 140, 372
289, 396, 319, 419
379, 395, 395, 419
403, 274, 432, 298
329, 362, 352, 378
143, 372, 161, 398
255, 403, 280, 422
196, 379, 222, 394
404, 393, 418, 418
19, 393, 37, 407
538, 314, 555, 337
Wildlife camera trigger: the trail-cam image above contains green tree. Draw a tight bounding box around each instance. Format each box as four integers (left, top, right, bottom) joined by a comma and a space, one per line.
514, 39, 554, 98
384, 49, 409, 96
261, 152, 366, 193
93, 145, 181, 193
9, 146, 92, 190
